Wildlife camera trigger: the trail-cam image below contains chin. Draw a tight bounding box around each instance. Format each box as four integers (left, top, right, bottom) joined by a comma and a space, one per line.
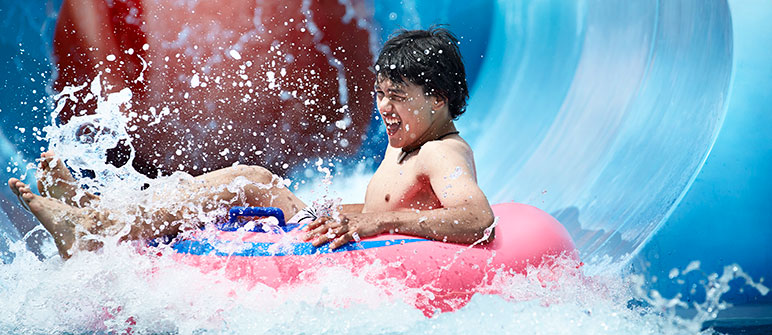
387, 135, 405, 148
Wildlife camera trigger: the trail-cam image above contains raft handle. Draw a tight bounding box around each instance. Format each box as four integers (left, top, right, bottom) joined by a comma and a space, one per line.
217, 206, 287, 232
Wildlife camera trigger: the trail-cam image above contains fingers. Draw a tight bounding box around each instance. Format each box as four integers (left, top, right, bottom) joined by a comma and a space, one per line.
301, 214, 358, 249
305, 225, 330, 240
303, 216, 328, 231
329, 232, 353, 250
303, 215, 348, 230
303, 216, 339, 236
307, 224, 346, 246
303, 218, 332, 239
310, 229, 353, 249
309, 228, 334, 246
303, 221, 353, 248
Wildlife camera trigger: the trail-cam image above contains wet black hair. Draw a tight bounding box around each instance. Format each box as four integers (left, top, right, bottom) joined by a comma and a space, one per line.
374, 26, 469, 119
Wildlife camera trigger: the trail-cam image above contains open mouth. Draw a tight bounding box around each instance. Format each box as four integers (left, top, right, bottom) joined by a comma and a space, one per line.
383, 113, 402, 136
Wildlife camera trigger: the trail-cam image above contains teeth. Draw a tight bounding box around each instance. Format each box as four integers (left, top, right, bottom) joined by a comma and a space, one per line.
383, 115, 401, 125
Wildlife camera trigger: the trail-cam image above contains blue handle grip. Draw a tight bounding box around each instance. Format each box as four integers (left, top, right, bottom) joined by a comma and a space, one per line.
217, 206, 286, 232
229, 206, 286, 225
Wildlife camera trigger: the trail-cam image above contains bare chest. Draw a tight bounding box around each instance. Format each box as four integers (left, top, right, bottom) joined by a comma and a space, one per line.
363, 159, 442, 213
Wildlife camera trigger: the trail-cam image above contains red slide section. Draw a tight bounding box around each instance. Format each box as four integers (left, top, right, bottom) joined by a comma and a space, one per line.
53, 0, 375, 177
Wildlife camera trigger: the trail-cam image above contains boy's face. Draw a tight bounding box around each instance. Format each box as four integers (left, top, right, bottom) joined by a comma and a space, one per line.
374, 77, 442, 149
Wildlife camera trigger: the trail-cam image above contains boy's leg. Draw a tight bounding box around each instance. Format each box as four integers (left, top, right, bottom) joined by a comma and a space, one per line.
17, 181, 114, 259
118, 165, 307, 240
14, 165, 306, 257
192, 165, 305, 215
36, 151, 99, 207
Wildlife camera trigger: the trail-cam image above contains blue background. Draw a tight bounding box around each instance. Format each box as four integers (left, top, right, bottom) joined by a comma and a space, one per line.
1, 0, 769, 309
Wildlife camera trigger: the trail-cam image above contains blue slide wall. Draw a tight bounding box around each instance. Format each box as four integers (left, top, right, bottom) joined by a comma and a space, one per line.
1, 0, 770, 306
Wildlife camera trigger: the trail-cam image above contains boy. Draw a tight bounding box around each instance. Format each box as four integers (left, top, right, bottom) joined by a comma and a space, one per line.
9, 27, 494, 258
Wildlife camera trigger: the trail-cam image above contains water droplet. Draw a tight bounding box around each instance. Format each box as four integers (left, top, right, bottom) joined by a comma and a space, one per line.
190, 74, 200, 88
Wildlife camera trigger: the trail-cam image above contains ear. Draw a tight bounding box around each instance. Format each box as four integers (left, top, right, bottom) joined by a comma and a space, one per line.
432, 95, 447, 110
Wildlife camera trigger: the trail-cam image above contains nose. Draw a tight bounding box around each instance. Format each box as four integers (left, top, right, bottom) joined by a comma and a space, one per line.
377, 96, 393, 114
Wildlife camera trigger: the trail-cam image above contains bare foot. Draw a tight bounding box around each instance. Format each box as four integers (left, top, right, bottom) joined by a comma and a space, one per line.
8, 177, 22, 196
36, 151, 77, 198
36, 151, 97, 207
8, 178, 31, 212
18, 181, 103, 259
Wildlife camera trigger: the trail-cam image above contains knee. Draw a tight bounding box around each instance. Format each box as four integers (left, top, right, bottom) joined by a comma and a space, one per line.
228, 165, 275, 185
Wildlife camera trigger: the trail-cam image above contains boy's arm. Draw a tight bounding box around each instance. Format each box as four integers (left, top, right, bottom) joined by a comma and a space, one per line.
340, 203, 364, 214
305, 142, 495, 249
375, 142, 494, 244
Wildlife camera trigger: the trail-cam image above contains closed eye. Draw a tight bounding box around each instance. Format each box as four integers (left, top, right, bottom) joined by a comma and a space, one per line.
389, 94, 406, 102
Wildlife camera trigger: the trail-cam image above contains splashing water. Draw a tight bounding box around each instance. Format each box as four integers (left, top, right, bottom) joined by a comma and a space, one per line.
1, 34, 768, 335
1, 1, 769, 333
0, 230, 767, 334
6, 89, 768, 332
43, 76, 147, 191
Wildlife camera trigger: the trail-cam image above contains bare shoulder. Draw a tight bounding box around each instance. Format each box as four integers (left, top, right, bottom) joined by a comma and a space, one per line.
416, 136, 476, 176
419, 135, 474, 161
417, 135, 487, 208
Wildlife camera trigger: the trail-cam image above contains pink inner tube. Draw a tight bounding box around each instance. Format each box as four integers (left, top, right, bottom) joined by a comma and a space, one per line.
171, 203, 576, 315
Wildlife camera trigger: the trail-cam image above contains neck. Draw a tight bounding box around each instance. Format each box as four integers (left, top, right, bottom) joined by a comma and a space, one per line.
398, 122, 458, 163
403, 126, 457, 153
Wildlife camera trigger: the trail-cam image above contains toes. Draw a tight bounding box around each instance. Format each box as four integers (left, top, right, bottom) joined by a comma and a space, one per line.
14, 181, 27, 193
17, 182, 32, 194
8, 178, 19, 193
39, 152, 56, 165
21, 192, 34, 201
39, 158, 52, 171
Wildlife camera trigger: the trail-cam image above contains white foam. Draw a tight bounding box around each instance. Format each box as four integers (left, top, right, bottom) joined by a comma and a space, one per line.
1, 239, 763, 334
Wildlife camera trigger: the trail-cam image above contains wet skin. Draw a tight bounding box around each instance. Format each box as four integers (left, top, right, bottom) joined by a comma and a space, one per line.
9, 77, 493, 258
302, 78, 494, 249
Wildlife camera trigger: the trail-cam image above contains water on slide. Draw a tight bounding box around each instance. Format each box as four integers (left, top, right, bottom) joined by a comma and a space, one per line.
0, 0, 769, 333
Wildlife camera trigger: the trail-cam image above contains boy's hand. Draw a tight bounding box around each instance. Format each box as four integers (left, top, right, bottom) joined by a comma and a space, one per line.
302, 213, 384, 249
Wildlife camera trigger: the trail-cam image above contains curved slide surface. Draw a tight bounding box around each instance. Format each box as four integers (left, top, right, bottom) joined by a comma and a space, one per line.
1, 0, 770, 304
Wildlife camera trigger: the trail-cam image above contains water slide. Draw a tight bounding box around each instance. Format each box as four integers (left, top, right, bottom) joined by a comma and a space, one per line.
1, 0, 770, 308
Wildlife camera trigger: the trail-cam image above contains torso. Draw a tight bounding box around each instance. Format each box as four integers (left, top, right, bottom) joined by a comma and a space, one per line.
362, 134, 473, 213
